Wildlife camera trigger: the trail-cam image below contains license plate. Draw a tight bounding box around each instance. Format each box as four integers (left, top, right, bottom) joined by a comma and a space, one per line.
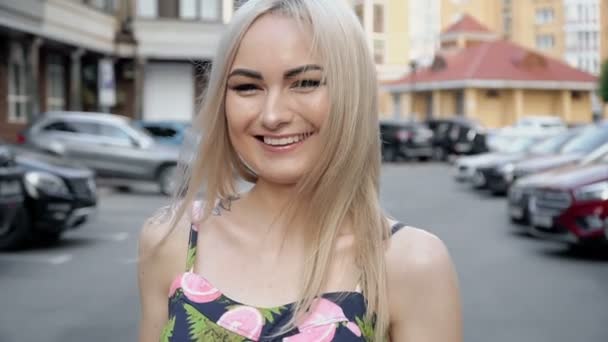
0, 180, 22, 197
509, 207, 523, 219
532, 215, 553, 228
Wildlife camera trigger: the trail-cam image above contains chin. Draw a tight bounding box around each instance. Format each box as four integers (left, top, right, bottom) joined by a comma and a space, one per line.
254, 163, 310, 186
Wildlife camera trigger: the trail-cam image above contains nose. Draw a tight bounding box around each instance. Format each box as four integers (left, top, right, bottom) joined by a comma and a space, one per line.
260, 88, 293, 131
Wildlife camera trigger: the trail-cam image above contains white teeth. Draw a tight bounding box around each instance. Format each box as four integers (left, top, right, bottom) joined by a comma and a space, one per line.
263, 132, 313, 146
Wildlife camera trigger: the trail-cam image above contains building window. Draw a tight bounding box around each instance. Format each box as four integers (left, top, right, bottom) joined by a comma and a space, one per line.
535, 34, 555, 50
535, 8, 554, 24
354, 4, 363, 25
141, 0, 221, 20
82, 0, 117, 13
374, 39, 385, 64
373, 4, 384, 33
179, 0, 220, 20
46, 54, 66, 111
8, 42, 29, 124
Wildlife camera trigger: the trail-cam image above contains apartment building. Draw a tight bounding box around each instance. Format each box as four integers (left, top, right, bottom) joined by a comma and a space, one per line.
0, 0, 130, 141
440, 0, 605, 76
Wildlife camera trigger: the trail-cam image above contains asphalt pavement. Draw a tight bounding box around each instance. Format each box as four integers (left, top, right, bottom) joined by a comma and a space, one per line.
0, 162, 606, 342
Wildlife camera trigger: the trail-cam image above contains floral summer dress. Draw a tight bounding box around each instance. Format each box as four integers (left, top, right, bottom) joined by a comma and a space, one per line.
161, 216, 406, 342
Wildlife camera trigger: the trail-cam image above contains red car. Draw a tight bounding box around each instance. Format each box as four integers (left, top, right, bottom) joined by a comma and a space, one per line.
527, 158, 608, 247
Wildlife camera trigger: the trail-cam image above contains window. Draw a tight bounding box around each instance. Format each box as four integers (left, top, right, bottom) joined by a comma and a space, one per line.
159, 0, 179, 18
46, 54, 66, 111
99, 124, 133, 143
374, 39, 385, 64
43, 120, 97, 135
82, 0, 117, 13
373, 4, 384, 33
177, 0, 220, 20
535, 8, 554, 24
8, 42, 29, 124
535, 34, 555, 49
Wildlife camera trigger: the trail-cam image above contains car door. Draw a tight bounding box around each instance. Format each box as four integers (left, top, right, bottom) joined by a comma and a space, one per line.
35, 119, 104, 169
93, 122, 151, 179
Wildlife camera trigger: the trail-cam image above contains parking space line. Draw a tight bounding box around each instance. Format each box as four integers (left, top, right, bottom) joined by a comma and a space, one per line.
0, 253, 73, 265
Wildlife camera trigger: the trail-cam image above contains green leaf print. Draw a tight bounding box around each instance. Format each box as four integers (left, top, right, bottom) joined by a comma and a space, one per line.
355, 316, 375, 342
258, 306, 286, 324
160, 316, 176, 342
183, 303, 247, 342
186, 246, 196, 271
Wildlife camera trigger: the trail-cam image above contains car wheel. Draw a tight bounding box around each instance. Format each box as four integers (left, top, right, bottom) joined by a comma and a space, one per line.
158, 165, 177, 196
418, 156, 430, 162
0, 207, 30, 250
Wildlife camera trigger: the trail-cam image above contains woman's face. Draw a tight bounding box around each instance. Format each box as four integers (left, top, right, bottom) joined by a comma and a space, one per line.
225, 14, 330, 185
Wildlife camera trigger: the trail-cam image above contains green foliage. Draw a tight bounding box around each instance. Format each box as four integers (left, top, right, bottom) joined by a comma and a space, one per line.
160, 316, 176, 342
184, 303, 246, 342
600, 59, 608, 103
355, 316, 375, 342
258, 306, 286, 324
186, 246, 196, 271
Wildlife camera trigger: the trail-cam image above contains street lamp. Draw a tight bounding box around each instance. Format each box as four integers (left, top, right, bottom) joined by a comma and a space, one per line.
409, 60, 418, 121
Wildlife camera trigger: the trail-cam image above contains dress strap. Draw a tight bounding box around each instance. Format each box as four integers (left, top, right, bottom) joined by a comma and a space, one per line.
185, 223, 199, 272
390, 221, 406, 236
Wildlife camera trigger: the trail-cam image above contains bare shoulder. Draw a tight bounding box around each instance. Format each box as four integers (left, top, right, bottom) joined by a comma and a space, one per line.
138, 205, 193, 263
385, 226, 462, 341
385, 226, 451, 273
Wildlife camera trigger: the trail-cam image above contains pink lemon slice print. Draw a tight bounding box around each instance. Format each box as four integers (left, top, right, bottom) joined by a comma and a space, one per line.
283, 323, 337, 342
180, 273, 222, 303
217, 306, 264, 340
298, 298, 347, 329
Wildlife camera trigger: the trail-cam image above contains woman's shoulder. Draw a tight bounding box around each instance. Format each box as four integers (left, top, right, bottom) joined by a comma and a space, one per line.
385, 223, 453, 281
138, 203, 198, 268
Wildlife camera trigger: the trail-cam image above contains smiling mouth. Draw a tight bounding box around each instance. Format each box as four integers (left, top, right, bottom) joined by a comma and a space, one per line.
255, 132, 315, 147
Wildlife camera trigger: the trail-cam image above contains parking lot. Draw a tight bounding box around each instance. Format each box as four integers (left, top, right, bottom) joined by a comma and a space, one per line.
0, 162, 607, 342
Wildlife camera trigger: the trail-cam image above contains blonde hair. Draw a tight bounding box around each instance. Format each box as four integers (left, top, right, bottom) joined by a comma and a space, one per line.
166, 0, 391, 340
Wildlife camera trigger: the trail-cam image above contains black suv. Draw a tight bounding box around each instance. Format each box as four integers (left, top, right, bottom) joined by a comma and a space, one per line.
0, 145, 27, 250
426, 117, 488, 161
0, 142, 97, 249
380, 120, 434, 162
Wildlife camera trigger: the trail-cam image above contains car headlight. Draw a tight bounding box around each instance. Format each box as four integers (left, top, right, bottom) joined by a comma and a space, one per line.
499, 163, 515, 174
573, 181, 608, 202
24, 171, 70, 198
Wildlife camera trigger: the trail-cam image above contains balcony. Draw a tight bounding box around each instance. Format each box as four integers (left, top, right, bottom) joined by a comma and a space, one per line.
133, 18, 225, 60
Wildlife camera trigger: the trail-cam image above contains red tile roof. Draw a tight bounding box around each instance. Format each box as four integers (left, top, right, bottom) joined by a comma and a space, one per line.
386, 40, 597, 86
443, 14, 492, 34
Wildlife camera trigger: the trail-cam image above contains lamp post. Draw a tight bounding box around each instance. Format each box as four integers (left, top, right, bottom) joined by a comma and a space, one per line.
409, 60, 418, 121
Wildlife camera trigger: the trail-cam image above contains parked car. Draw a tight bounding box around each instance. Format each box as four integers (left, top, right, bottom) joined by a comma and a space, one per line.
0, 144, 27, 250
426, 117, 488, 161
508, 124, 608, 224
519, 158, 608, 248
510, 123, 608, 182
133, 120, 190, 146
20, 111, 180, 195
454, 135, 543, 184
484, 116, 565, 151
474, 128, 583, 194
380, 120, 434, 162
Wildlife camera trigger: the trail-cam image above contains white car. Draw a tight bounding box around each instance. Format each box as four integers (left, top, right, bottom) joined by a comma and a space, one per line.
486, 116, 566, 151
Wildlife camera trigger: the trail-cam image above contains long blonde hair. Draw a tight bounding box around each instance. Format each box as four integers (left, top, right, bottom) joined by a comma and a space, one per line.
166, 0, 391, 340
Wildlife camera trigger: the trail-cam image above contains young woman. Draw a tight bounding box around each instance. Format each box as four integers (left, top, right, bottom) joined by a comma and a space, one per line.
138, 0, 462, 341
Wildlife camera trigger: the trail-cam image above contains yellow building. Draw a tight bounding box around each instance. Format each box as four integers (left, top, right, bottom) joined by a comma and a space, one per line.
383, 15, 597, 128
440, 0, 564, 60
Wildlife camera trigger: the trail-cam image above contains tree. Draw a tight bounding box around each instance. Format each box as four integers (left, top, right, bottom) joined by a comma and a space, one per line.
600, 59, 608, 104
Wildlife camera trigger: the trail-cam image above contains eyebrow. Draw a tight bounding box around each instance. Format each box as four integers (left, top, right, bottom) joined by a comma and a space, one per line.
227, 64, 323, 81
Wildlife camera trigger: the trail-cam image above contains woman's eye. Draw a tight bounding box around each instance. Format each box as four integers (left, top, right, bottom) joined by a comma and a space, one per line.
293, 79, 322, 89
231, 84, 260, 93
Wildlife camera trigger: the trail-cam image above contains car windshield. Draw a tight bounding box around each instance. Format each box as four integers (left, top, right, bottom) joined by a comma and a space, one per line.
561, 126, 608, 154
528, 132, 577, 154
